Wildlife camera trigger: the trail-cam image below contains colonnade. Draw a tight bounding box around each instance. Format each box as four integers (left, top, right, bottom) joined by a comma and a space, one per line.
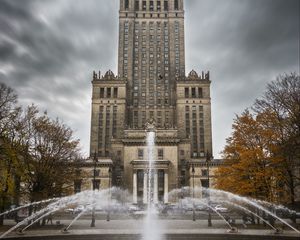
132, 170, 168, 204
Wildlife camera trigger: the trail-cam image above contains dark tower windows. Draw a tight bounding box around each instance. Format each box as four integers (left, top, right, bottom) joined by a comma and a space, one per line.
142, 1, 147, 11
135, 0, 139, 11
125, 0, 129, 10
150, 1, 154, 11
164, 1, 168, 11
175, 0, 179, 10
157, 1, 161, 11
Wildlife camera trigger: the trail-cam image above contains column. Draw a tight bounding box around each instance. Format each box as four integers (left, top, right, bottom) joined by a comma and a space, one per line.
164, 171, 168, 204
143, 171, 148, 204
154, 171, 158, 204
133, 171, 137, 204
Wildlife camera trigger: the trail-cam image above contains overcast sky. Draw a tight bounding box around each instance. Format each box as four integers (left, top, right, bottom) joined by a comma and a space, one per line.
0, 0, 299, 158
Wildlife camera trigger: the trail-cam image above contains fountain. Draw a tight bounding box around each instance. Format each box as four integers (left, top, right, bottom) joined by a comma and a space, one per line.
0, 124, 299, 239
0, 187, 299, 239
143, 121, 163, 240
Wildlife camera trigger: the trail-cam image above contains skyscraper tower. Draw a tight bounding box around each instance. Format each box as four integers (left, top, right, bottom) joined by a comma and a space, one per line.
89, 0, 213, 203
118, 0, 185, 129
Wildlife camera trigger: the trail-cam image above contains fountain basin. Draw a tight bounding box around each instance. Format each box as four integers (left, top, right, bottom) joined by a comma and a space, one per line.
2, 232, 300, 240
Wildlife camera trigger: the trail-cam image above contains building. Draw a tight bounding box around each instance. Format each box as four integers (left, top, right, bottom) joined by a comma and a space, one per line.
88, 0, 218, 204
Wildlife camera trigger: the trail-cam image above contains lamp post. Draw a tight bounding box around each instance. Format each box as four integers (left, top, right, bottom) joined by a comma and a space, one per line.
192, 164, 196, 221
107, 167, 112, 222
90, 151, 98, 227
206, 151, 212, 227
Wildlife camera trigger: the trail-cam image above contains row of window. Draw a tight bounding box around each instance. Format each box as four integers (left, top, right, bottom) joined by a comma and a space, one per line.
99, 87, 118, 98
174, 22, 180, 75
131, 12, 172, 18
138, 148, 164, 159
131, 21, 170, 106
185, 105, 205, 155
98, 106, 118, 152
132, 109, 171, 127
184, 87, 203, 98
125, 0, 179, 11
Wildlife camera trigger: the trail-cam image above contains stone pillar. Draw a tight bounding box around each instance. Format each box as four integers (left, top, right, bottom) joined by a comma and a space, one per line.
164, 171, 168, 204
133, 171, 137, 204
143, 171, 148, 204
154, 171, 158, 204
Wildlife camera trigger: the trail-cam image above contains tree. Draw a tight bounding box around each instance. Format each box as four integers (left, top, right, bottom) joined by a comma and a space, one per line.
215, 73, 300, 204
254, 73, 300, 204
0, 83, 22, 225
215, 110, 285, 203
18, 105, 81, 202
0, 82, 82, 224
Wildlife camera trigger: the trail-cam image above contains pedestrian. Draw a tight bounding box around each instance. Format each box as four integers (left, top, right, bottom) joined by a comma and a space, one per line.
46, 214, 53, 225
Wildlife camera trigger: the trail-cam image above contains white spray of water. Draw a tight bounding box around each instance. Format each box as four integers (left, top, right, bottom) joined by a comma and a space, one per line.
147, 131, 155, 206
142, 130, 163, 240
0, 197, 59, 217
207, 188, 300, 234
0, 189, 113, 239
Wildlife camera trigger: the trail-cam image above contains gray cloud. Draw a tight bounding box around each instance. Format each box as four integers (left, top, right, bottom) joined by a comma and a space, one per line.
185, 0, 299, 157
0, 0, 299, 157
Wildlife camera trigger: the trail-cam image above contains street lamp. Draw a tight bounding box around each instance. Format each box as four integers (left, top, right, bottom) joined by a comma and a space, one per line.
206, 151, 212, 227
90, 151, 98, 227
107, 167, 112, 222
192, 164, 196, 221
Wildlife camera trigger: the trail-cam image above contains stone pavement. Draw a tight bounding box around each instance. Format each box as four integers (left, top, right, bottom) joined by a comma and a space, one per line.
1, 219, 300, 239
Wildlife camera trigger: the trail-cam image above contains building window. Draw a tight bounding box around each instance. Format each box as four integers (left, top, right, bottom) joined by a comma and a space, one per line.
135, 0, 139, 11
201, 169, 208, 177
94, 169, 100, 177
180, 150, 185, 156
138, 149, 144, 159
107, 88, 111, 98
150, 1, 154, 11
142, 1, 146, 10
185, 88, 189, 98
157, 1, 161, 11
198, 88, 203, 98
125, 0, 129, 9
158, 170, 164, 188
158, 149, 164, 159
191, 87, 196, 98
113, 88, 118, 98
92, 179, 100, 190
100, 88, 104, 98
164, 1, 168, 11
174, 0, 179, 10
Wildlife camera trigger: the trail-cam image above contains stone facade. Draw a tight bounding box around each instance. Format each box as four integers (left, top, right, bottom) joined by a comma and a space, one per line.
87, 0, 218, 204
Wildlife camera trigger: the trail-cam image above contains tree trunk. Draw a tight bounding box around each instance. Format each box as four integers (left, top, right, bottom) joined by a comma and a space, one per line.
287, 169, 295, 205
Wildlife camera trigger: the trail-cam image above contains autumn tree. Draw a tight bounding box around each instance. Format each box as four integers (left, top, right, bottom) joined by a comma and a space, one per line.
215, 73, 300, 204
0, 82, 82, 222
18, 105, 81, 202
254, 73, 300, 204
0, 83, 23, 225
215, 110, 285, 202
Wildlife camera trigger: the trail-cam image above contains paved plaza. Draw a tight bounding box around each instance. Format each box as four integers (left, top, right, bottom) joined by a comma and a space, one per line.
1, 215, 300, 239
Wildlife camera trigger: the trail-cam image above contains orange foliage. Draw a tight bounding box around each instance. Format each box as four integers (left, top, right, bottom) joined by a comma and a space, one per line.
215, 110, 286, 203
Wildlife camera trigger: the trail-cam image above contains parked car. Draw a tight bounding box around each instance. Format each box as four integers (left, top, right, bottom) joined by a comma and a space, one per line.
73, 205, 85, 214
214, 205, 228, 213
160, 204, 181, 214
64, 208, 74, 213
127, 204, 142, 213
195, 204, 210, 211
